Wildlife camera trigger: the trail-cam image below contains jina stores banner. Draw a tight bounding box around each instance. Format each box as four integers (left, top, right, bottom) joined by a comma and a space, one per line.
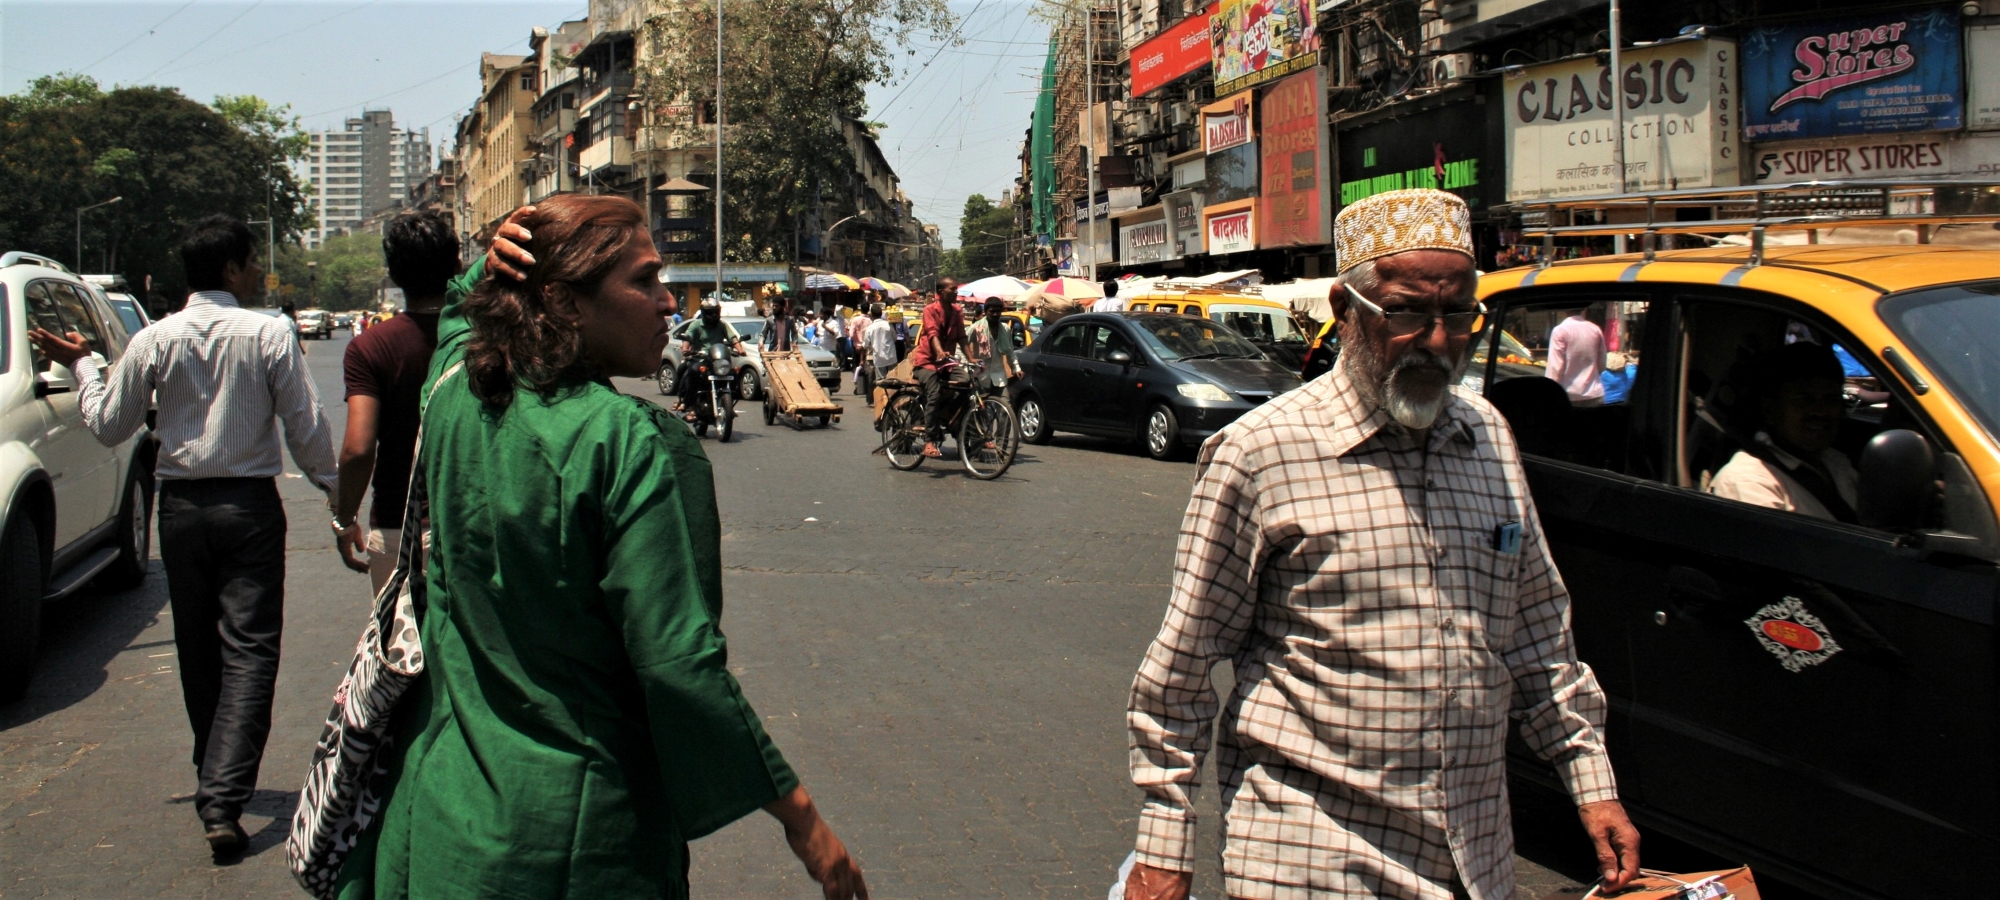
1258, 67, 1330, 248
1505, 37, 1740, 201
1210, 0, 1321, 96
1742, 6, 1964, 140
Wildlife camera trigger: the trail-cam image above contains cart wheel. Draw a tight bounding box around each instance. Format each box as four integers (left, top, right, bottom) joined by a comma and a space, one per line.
814, 414, 830, 428
881, 393, 925, 470
763, 398, 777, 426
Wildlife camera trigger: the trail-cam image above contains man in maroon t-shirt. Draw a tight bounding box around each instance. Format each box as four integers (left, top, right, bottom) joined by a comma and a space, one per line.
911, 279, 965, 458
332, 210, 458, 593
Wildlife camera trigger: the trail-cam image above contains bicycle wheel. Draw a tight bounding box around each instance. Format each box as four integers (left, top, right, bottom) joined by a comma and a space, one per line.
959, 395, 1018, 480
881, 392, 926, 470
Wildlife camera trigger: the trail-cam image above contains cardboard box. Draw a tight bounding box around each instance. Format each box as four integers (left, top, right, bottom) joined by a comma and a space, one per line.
1540, 868, 1760, 900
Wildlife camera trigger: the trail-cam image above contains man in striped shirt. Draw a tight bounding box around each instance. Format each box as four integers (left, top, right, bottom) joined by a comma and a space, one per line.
30, 215, 338, 859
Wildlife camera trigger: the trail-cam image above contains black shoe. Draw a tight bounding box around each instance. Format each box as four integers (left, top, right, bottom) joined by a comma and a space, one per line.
205, 819, 247, 857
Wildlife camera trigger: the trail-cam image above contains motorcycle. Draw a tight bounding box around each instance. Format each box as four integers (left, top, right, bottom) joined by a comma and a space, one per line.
687, 342, 737, 441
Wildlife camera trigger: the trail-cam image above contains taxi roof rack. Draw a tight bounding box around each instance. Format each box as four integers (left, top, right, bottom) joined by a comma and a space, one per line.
1500, 180, 2000, 268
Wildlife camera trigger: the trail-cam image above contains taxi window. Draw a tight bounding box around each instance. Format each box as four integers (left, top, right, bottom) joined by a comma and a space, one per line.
1476, 297, 1650, 472
1677, 297, 1936, 530
1880, 280, 2000, 448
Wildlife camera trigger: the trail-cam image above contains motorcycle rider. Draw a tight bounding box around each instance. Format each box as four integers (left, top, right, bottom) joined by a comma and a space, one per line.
676, 298, 747, 422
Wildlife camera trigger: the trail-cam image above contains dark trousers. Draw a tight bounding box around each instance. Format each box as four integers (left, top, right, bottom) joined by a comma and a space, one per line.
917, 366, 950, 443
157, 477, 287, 825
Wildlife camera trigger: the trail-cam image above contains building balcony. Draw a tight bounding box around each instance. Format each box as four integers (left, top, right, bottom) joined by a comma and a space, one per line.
578, 136, 635, 174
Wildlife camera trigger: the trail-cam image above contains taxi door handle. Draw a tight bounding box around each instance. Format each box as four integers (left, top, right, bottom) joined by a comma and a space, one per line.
1660, 565, 1726, 625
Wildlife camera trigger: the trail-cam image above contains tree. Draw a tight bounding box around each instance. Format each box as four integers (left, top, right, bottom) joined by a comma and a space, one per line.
0, 73, 309, 306
639, 0, 954, 263
273, 232, 387, 312
954, 194, 1017, 278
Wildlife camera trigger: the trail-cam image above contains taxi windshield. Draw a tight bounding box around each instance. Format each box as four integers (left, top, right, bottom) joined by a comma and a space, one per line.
1880, 280, 2000, 444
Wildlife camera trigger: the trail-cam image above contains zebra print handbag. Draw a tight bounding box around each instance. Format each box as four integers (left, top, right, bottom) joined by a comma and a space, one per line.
286, 363, 460, 898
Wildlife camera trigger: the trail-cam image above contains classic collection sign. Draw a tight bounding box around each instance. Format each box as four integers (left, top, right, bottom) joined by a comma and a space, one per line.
1257, 68, 1331, 248
1504, 37, 1740, 201
1742, 6, 1963, 140
1210, 0, 1320, 96
1205, 206, 1256, 255
1132, 6, 1214, 97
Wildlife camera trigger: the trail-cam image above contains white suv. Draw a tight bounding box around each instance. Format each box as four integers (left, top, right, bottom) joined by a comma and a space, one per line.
0, 251, 157, 701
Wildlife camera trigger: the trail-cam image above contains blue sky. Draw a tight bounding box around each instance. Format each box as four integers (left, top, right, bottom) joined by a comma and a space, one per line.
0, 0, 1045, 247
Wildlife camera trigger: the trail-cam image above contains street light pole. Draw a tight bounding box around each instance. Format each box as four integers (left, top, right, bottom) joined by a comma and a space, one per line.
823, 212, 866, 269
1083, 1, 1098, 282
75, 196, 123, 273
1609, 0, 1627, 254
714, 0, 725, 309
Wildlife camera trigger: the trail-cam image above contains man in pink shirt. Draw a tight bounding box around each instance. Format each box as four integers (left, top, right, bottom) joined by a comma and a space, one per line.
1545, 309, 1606, 406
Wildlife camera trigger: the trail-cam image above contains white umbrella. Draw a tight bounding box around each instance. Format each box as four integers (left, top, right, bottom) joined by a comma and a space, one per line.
956, 275, 1035, 302
1257, 278, 1340, 324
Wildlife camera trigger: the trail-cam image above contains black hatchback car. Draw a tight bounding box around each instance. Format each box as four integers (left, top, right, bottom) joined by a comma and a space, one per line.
1012, 312, 1302, 460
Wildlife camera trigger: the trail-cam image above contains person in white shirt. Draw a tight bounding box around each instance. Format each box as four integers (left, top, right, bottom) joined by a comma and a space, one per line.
1710, 341, 1859, 523
1544, 309, 1606, 406
29, 215, 337, 859
846, 305, 874, 394
862, 304, 898, 389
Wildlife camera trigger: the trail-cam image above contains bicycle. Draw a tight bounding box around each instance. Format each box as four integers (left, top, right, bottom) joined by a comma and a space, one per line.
875, 359, 1019, 480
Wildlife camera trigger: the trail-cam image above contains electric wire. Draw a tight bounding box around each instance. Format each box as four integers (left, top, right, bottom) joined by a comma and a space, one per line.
79, 0, 199, 75
136, 0, 269, 84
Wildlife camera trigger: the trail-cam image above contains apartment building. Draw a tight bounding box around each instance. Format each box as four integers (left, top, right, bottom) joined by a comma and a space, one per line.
298, 110, 431, 249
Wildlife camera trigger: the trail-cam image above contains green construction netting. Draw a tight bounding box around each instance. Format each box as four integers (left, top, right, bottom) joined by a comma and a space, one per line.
1030, 32, 1057, 239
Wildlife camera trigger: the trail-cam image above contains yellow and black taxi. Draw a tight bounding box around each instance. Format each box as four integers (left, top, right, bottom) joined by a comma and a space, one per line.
1475, 182, 1998, 900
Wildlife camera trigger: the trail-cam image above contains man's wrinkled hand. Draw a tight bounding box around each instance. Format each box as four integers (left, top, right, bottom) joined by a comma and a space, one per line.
485, 205, 537, 281
27, 328, 90, 369
1578, 799, 1641, 891
1124, 861, 1192, 900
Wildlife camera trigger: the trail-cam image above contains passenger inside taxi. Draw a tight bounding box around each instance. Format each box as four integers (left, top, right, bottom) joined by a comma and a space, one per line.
1708, 341, 1860, 523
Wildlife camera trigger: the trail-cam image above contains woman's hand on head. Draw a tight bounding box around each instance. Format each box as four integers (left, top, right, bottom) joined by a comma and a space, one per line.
486, 205, 538, 281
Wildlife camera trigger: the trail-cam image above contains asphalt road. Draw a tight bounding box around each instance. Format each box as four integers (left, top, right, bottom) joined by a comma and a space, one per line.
0, 331, 1646, 898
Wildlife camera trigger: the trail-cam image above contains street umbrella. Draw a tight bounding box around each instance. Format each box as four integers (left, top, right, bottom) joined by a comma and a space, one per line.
857, 277, 891, 291
1016, 276, 1107, 320
955, 275, 1035, 302
882, 282, 913, 299
803, 272, 860, 291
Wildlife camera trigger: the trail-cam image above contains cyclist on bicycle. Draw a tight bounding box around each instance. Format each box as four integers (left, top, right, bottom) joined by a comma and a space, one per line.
911, 279, 965, 458
676, 298, 746, 421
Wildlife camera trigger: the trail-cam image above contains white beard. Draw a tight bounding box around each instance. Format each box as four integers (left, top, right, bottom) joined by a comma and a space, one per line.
1341, 330, 1463, 430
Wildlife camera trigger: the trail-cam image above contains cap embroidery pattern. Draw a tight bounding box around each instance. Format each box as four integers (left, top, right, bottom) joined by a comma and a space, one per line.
1335, 188, 1474, 272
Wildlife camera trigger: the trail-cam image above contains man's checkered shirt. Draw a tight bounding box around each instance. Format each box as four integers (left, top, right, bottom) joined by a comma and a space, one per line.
1127, 362, 1619, 900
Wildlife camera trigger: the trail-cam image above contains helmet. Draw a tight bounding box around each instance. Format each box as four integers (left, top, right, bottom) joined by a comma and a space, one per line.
700, 298, 721, 314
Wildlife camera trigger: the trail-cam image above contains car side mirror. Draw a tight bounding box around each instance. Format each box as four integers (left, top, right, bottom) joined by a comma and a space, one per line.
1858, 428, 1935, 530
34, 368, 73, 397
1107, 350, 1132, 366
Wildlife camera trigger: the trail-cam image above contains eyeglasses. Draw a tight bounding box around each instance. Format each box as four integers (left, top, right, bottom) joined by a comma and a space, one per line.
1343, 283, 1485, 337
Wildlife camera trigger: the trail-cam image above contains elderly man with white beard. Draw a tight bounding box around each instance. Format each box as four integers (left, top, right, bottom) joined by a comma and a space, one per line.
1122, 189, 1640, 900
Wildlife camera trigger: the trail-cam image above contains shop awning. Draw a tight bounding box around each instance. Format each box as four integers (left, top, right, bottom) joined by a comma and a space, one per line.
1255, 278, 1339, 323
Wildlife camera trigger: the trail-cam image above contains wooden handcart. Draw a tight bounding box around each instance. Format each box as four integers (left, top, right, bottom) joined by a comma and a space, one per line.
760, 350, 842, 429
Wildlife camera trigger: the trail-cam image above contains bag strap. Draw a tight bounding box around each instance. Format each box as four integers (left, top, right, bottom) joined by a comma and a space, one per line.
370, 362, 465, 621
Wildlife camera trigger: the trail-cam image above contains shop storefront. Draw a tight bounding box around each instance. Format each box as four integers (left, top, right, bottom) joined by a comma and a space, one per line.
1503, 35, 1741, 201
1336, 85, 1506, 266
1117, 207, 1175, 267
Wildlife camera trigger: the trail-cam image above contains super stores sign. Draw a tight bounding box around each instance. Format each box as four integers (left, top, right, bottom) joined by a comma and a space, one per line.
1505, 37, 1740, 200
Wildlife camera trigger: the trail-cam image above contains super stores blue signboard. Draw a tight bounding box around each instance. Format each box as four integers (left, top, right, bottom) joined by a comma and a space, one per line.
1742, 6, 1963, 141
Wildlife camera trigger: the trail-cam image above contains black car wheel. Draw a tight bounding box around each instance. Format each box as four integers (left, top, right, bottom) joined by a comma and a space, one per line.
738, 367, 762, 401
1144, 404, 1183, 461
100, 468, 153, 590
0, 515, 45, 702
1017, 394, 1054, 445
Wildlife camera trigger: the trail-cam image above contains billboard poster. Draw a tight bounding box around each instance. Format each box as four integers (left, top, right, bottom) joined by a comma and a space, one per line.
1205, 206, 1256, 255
1505, 37, 1739, 201
1742, 6, 1963, 140
1258, 67, 1331, 248
1133, 6, 1215, 97
1210, 0, 1321, 96
1337, 92, 1504, 212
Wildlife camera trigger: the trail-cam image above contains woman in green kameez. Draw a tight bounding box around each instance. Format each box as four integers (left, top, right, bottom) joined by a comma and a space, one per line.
341, 195, 867, 899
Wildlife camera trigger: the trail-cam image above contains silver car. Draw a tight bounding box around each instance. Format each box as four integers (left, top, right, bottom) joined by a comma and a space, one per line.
657, 317, 839, 401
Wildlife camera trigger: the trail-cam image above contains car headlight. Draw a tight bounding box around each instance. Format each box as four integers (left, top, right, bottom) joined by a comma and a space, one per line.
1176, 382, 1233, 402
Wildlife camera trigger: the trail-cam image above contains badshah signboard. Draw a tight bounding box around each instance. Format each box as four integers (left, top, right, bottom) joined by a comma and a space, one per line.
1504, 37, 1740, 201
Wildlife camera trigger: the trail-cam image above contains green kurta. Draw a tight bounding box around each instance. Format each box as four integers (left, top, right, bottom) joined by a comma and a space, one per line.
340, 261, 797, 899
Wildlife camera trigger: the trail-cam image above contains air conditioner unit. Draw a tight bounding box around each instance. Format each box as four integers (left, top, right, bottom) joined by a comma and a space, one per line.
1430, 53, 1474, 84
1168, 102, 1195, 128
